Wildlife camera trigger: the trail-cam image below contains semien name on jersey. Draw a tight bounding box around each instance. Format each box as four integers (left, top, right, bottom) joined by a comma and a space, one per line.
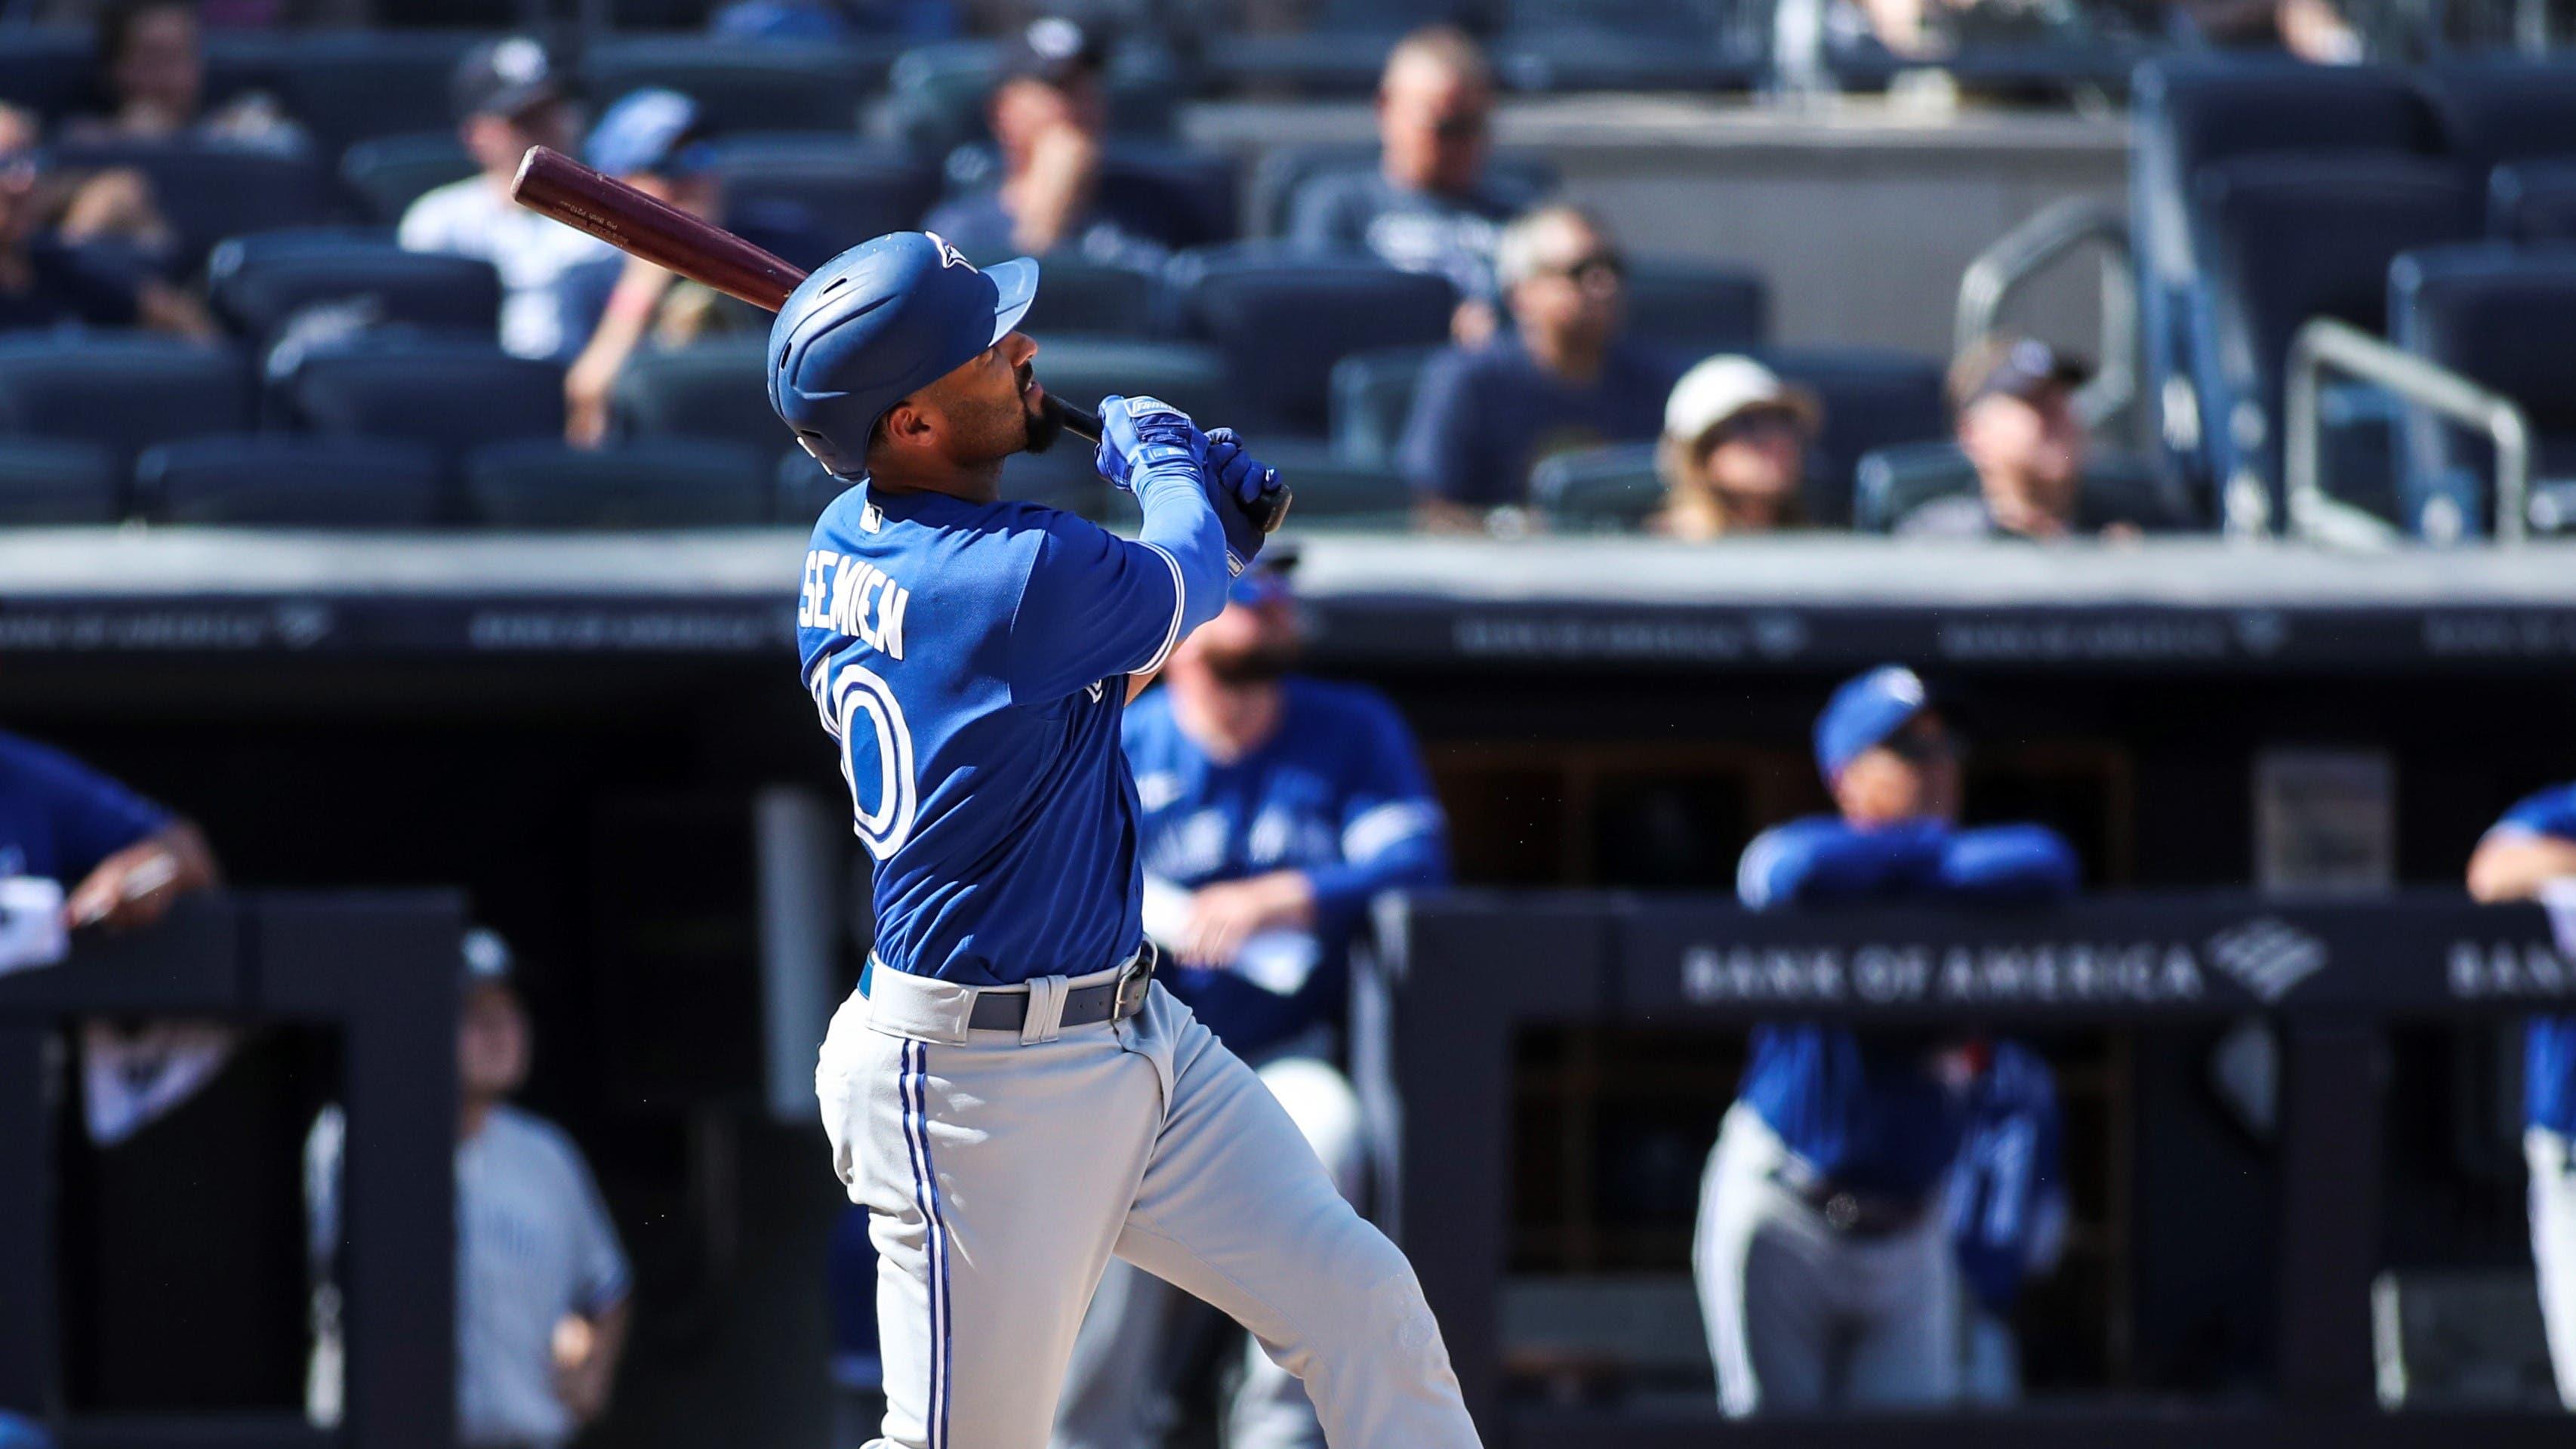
799, 550, 912, 659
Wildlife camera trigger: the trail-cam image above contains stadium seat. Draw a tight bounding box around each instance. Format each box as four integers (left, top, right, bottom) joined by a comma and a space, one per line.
609, 338, 778, 452
2389, 245, 2576, 541
0, 337, 251, 476
1017, 253, 1159, 336
1328, 345, 1440, 468
1172, 247, 1457, 436
1249, 438, 1410, 528
233, 31, 487, 158
1852, 441, 2186, 532
464, 439, 772, 529
709, 137, 941, 273
777, 448, 847, 526
2418, 60, 2576, 174
289, 338, 565, 456
1623, 258, 1769, 352
1198, 29, 1413, 100
2192, 157, 2479, 518
886, 39, 1179, 160
1027, 335, 1236, 427
208, 231, 502, 347
46, 140, 333, 270
340, 132, 479, 225
0, 437, 122, 524
1760, 347, 1949, 527
0, 27, 96, 122
1530, 442, 1662, 532
580, 37, 895, 134
936, 141, 1239, 254
135, 435, 445, 527
1249, 146, 1558, 239
2490, 162, 2576, 246
1490, 0, 1762, 94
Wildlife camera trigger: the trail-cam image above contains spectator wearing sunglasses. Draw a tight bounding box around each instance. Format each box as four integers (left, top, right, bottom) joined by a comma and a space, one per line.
1654, 356, 1823, 538
1699, 666, 2076, 1416
1398, 204, 1671, 532
1286, 26, 1535, 344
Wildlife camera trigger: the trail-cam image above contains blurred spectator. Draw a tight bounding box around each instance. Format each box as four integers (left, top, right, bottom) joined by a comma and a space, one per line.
1399, 205, 1669, 532
63, 0, 304, 151
1700, 665, 2075, 1417
0, 726, 217, 939
2168, 0, 2363, 60
1653, 355, 1820, 538
0, 101, 211, 335
306, 929, 633, 1445
1055, 545, 1450, 1449
710, 0, 959, 40
399, 38, 609, 362
919, 17, 1166, 268
1901, 336, 2120, 541
2465, 785, 2576, 1410
559, 90, 755, 446
1286, 26, 1524, 344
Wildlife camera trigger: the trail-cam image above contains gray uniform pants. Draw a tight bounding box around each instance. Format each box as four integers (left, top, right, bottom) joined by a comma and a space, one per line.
816, 967, 1481, 1449
2528, 1127, 2576, 1408
1693, 1102, 1962, 1417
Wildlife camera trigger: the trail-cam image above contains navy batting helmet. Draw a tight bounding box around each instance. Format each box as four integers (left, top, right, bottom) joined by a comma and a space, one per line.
767, 232, 1040, 481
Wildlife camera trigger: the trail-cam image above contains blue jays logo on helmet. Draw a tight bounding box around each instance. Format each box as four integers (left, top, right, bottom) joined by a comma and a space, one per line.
766, 233, 1041, 481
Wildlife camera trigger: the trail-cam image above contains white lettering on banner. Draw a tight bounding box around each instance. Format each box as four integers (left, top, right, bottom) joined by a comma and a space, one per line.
798, 550, 911, 661
2448, 940, 2576, 1000
1681, 940, 2208, 1007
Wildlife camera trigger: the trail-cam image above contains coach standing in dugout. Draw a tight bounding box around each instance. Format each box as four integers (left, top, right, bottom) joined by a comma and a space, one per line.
2466, 783, 2576, 1408
1052, 546, 1451, 1449
1699, 665, 2076, 1415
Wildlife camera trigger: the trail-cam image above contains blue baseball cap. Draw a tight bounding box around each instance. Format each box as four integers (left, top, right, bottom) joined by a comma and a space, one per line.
587, 88, 716, 179
1227, 540, 1301, 606
1814, 664, 1932, 779
768, 232, 1039, 480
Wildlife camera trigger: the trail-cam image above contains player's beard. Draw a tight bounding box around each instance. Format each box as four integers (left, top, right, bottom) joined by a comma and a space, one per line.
1202, 639, 1298, 685
1018, 361, 1063, 455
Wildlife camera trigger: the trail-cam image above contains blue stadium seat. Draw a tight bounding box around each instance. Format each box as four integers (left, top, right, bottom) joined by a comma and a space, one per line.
581, 37, 895, 133
465, 439, 772, 529
1027, 335, 1233, 421
1017, 253, 1159, 336
1199, 30, 1410, 100
1250, 146, 1558, 239
1853, 441, 2187, 532
289, 338, 565, 456
2130, 60, 2450, 496
0, 27, 96, 122
1759, 347, 1949, 528
135, 435, 445, 527
0, 337, 251, 476
1328, 344, 1440, 468
2192, 156, 2478, 519
1491, 0, 1762, 93
2490, 161, 2576, 245
1624, 258, 1768, 351
208, 230, 501, 346
2418, 60, 2576, 173
1172, 247, 1457, 436
0, 437, 122, 524
340, 133, 479, 225
47, 140, 334, 270
2389, 245, 2576, 541
709, 137, 941, 273
1530, 442, 1662, 532
275, 32, 488, 158
1243, 437, 1409, 527
777, 448, 847, 526
609, 338, 778, 452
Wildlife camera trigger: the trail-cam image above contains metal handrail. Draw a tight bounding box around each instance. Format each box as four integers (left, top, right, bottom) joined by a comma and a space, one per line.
2285, 317, 2533, 547
1955, 197, 2137, 431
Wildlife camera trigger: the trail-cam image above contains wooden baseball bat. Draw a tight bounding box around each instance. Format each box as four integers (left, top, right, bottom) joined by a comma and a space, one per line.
509, 145, 1290, 530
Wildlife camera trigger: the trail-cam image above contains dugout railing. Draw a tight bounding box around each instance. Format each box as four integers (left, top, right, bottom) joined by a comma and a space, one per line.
1357, 889, 2576, 1447
0, 893, 461, 1449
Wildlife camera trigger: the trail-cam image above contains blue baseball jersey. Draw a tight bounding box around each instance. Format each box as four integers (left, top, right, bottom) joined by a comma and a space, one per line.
1123, 677, 1449, 1058
0, 730, 170, 883
1947, 1040, 2067, 1312
1735, 815, 2078, 1195
799, 482, 1218, 987
2487, 784, 2576, 1136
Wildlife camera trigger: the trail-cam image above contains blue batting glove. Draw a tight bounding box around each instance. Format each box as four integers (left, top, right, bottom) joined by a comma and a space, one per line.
1202, 427, 1278, 508
1093, 394, 1207, 493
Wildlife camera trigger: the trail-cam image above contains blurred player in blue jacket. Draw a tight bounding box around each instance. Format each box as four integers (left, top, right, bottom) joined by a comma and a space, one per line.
1053, 546, 1450, 1449
2467, 782, 2576, 1408
1696, 665, 2077, 1415
1946, 1039, 2068, 1404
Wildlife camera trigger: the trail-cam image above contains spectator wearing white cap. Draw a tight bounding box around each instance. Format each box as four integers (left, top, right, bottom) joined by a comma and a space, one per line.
1653, 356, 1822, 540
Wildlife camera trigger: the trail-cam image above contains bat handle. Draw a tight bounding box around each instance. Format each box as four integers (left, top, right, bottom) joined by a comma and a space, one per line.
1043, 396, 1293, 536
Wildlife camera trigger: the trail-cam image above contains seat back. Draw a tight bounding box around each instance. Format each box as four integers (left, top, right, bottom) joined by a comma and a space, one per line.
340, 132, 479, 224
887, 41, 1179, 161
609, 337, 778, 452
289, 338, 565, 455
581, 38, 892, 133
265, 32, 489, 157
2490, 161, 2576, 246
1761, 347, 1950, 527
1246, 438, 1410, 527
1174, 248, 1457, 436
48, 140, 333, 269
0, 27, 97, 122
466, 439, 771, 529
2390, 245, 2576, 539
136, 434, 445, 526
710, 137, 941, 274
1530, 442, 1663, 532
2419, 60, 2576, 171
0, 337, 251, 475
1853, 440, 1979, 532
1328, 345, 1441, 468
1018, 254, 1160, 336
1250, 145, 1558, 239
0, 437, 122, 524
1624, 258, 1768, 351
208, 231, 502, 345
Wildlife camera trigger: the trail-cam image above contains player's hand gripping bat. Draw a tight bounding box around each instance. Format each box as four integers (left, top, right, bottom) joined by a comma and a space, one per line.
510, 145, 1290, 532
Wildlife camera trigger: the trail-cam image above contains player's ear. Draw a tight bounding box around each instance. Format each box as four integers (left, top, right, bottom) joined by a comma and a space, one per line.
881, 398, 936, 452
